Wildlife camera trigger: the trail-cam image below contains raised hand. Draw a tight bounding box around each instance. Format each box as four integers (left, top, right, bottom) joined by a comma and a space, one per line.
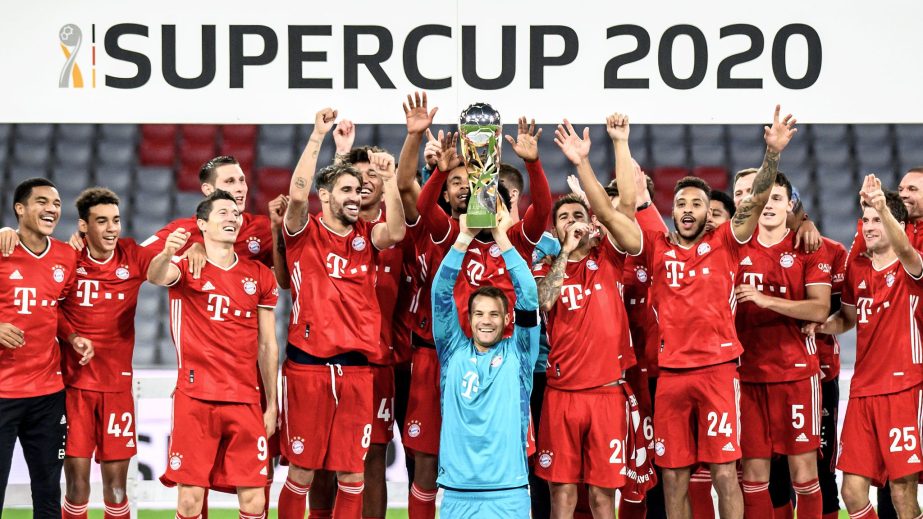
764, 104, 798, 153
423, 129, 440, 168
333, 119, 355, 154
458, 214, 475, 240
164, 228, 190, 255
606, 113, 630, 142
504, 116, 542, 162
268, 194, 290, 227
435, 130, 462, 172
562, 222, 589, 253
494, 200, 514, 235
403, 91, 438, 135
554, 119, 591, 166
369, 151, 397, 181
859, 174, 886, 212
566, 175, 588, 204
314, 108, 338, 135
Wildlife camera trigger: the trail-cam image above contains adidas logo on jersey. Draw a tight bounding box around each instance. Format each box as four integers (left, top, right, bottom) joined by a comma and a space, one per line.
9, 270, 23, 280
76, 267, 87, 276
740, 256, 753, 266
202, 281, 215, 291
260, 466, 268, 475
665, 250, 677, 258
796, 433, 809, 442
722, 442, 735, 452
858, 280, 867, 289
125, 439, 135, 448
908, 454, 921, 464
60, 415, 67, 425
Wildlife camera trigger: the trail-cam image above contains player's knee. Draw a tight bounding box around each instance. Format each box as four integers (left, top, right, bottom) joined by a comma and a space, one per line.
106, 484, 127, 505
710, 465, 739, 494
238, 488, 265, 514
550, 483, 578, 508
661, 469, 689, 491
888, 476, 916, 507
587, 485, 615, 509
66, 477, 91, 502
287, 464, 314, 486
177, 490, 204, 515
840, 481, 867, 510
336, 471, 364, 484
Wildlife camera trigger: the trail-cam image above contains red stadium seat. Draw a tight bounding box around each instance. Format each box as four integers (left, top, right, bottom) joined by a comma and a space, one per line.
222, 125, 258, 146
180, 124, 219, 145
220, 142, 255, 173
141, 124, 177, 143
180, 141, 217, 171
653, 166, 691, 188
255, 167, 292, 197
176, 163, 202, 192
693, 166, 729, 191
138, 140, 175, 167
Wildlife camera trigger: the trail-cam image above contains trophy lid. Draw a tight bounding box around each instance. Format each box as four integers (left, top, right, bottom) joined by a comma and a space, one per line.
459, 103, 501, 127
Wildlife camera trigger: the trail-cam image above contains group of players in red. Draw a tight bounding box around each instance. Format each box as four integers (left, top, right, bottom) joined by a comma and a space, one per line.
1, 93, 922, 519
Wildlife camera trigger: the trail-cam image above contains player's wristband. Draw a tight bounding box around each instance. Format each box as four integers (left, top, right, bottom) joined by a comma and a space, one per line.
637, 201, 651, 211
455, 234, 474, 248
515, 308, 539, 328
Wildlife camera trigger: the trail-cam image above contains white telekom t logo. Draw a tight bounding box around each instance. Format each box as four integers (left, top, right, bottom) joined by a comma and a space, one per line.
665, 260, 686, 288
856, 297, 874, 324
207, 294, 230, 321
560, 284, 585, 310
461, 371, 480, 399
14, 287, 37, 315
466, 260, 485, 286
741, 272, 764, 290
77, 279, 99, 307
326, 253, 348, 279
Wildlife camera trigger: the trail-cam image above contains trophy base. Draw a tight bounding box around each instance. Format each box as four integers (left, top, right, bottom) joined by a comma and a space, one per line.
465, 213, 497, 229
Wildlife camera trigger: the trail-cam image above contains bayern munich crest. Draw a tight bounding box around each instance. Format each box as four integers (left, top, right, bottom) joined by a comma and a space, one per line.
489, 244, 502, 258
242, 277, 257, 295
779, 253, 795, 268
291, 437, 305, 455
352, 236, 367, 251
490, 355, 503, 367
636, 266, 649, 283
886, 272, 896, 287
169, 453, 183, 470
115, 266, 130, 280
538, 450, 553, 468
654, 439, 666, 457
586, 259, 599, 271
52, 265, 65, 283
697, 243, 711, 256
247, 237, 261, 254
408, 420, 422, 438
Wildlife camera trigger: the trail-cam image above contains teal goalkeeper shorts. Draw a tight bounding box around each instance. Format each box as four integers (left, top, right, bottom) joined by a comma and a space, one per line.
440, 487, 530, 518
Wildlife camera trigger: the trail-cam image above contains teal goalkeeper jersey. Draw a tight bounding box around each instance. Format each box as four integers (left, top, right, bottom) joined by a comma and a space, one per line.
431, 246, 539, 490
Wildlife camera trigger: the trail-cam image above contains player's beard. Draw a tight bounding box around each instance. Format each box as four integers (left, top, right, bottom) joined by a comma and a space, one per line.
331, 198, 359, 226
673, 215, 707, 241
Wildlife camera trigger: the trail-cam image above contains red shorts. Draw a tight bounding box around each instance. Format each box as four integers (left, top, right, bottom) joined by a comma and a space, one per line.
404, 347, 441, 455
370, 364, 395, 445
65, 387, 137, 462
740, 374, 821, 458
536, 384, 629, 488
653, 362, 741, 468
280, 361, 372, 473
160, 391, 267, 489
837, 384, 923, 487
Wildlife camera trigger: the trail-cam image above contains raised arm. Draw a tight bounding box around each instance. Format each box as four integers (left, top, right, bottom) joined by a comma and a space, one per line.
861, 174, 923, 276
505, 117, 551, 242
147, 228, 188, 286
417, 131, 461, 242
432, 231, 470, 359
257, 307, 279, 437
397, 92, 438, 221
732, 105, 798, 242
286, 108, 337, 233
268, 194, 291, 289
607, 113, 638, 218
555, 117, 641, 254
368, 152, 406, 249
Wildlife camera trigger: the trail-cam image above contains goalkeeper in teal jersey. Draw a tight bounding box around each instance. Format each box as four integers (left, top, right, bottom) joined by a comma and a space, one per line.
431, 207, 540, 518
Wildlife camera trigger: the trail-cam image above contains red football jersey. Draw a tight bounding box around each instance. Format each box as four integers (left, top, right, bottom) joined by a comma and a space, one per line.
168, 255, 277, 404
637, 223, 746, 369
534, 236, 634, 390
735, 231, 831, 383
368, 209, 406, 365
60, 239, 157, 392
407, 220, 450, 344
0, 238, 77, 398
842, 254, 923, 397
142, 212, 274, 268
284, 215, 381, 359
623, 205, 668, 377
815, 237, 847, 380
847, 219, 923, 268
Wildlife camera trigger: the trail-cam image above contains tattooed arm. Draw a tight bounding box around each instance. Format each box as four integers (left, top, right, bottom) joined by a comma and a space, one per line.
536, 222, 586, 311
732, 105, 798, 242
286, 108, 337, 234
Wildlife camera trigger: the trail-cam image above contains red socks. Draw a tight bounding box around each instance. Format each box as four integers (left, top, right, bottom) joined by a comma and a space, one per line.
774, 502, 794, 519
689, 468, 715, 519
104, 499, 130, 519
279, 477, 311, 519
333, 480, 364, 519
176, 513, 202, 519
792, 478, 822, 519
239, 512, 265, 519
618, 495, 647, 519
63, 499, 88, 519
742, 480, 774, 519
848, 502, 879, 519
408, 483, 437, 519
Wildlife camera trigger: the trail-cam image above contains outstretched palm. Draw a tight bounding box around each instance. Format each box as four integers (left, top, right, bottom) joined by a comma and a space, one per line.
403, 91, 438, 135
764, 104, 798, 153
859, 174, 886, 212
554, 119, 591, 165
436, 131, 462, 172
505, 116, 542, 162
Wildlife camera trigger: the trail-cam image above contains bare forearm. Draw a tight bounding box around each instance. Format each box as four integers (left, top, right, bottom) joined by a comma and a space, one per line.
382, 181, 406, 244
818, 309, 854, 335
147, 252, 176, 285
576, 158, 615, 222
290, 132, 324, 204
613, 139, 636, 217
258, 340, 279, 404
397, 133, 423, 192
538, 251, 569, 311
271, 226, 290, 289
763, 296, 830, 323
732, 148, 779, 235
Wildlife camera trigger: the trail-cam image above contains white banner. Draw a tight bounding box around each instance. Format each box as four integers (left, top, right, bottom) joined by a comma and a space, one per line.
1, 0, 922, 124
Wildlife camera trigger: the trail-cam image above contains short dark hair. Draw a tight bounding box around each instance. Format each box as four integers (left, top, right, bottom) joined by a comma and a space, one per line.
316, 163, 363, 192
498, 163, 524, 194
774, 172, 793, 200
862, 190, 908, 224
195, 189, 237, 222
199, 155, 239, 185
710, 191, 735, 217
674, 176, 711, 197
606, 177, 655, 200
76, 187, 120, 221
734, 168, 758, 186
552, 193, 590, 221
13, 178, 57, 220
468, 286, 509, 317
907, 166, 923, 176
344, 146, 386, 166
